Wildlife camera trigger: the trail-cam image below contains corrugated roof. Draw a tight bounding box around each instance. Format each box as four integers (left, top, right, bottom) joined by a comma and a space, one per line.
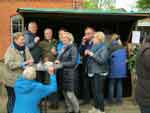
17, 8, 150, 16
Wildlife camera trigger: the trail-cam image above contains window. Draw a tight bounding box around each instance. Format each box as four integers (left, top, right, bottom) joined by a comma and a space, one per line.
11, 15, 24, 36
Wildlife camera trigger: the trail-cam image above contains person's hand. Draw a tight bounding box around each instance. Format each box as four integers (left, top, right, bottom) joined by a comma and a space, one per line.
85, 50, 94, 56
25, 59, 33, 65
0, 80, 5, 85
84, 49, 89, 56
82, 36, 88, 45
48, 66, 55, 75
55, 60, 60, 64
34, 36, 40, 43
51, 47, 56, 55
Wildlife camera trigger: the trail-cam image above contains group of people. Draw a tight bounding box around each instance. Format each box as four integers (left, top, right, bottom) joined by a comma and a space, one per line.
2, 21, 128, 113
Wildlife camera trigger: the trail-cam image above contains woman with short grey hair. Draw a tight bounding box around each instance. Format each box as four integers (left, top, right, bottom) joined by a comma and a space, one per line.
4, 32, 33, 113
13, 65, 57, 113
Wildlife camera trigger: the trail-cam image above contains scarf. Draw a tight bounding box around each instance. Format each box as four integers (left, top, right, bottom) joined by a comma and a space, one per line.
13, 41, 26, 61
111, 40, 118, 46
91, 43, 104, 53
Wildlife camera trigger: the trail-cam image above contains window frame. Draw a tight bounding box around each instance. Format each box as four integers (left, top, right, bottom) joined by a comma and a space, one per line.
10, 14, 24, 37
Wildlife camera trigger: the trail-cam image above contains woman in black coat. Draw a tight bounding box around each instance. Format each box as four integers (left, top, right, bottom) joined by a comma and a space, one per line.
55, 32, 80, 113
136, 34, 150, 113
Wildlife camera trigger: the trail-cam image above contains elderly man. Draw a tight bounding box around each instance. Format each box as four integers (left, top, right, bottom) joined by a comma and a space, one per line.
39, 28, 58, 109
39, 28, 57, 63
24, 21, 42, 63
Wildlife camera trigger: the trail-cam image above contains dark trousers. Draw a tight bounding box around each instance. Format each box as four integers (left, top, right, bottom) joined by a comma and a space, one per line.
82, 72, 91, 101
5, 86, 15, 113
108, 78, 123, 102
91, 74, 105, 112
140, 106, 150, 113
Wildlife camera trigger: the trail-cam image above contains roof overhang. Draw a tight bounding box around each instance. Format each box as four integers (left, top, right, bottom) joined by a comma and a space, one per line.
17, 8, 150, 22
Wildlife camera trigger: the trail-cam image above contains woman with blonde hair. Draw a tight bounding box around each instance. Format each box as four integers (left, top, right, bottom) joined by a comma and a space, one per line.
55, 32, 80, 113
110, 34, 122, 45
85, 32, 109, 113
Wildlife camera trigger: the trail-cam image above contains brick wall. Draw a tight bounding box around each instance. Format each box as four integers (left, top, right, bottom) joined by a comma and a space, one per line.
0, 0, 77, 59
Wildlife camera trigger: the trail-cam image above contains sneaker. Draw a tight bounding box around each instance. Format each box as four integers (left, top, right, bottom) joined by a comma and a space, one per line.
95, 109, 105, 113
100, 112, 105, 113
88, 107, 96, 113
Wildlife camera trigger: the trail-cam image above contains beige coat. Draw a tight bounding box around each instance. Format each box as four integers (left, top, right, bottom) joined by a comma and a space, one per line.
3, 46, 33, 87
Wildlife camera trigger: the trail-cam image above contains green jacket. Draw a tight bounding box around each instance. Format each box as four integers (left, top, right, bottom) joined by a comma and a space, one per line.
39, 39, 57, 62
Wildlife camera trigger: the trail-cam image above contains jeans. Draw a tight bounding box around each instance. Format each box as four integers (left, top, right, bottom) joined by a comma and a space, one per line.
5, 86, 15, 113
63, 91, 80, 113
108, 78, 123, 102
140, 106, 150, 113
91, 74, 105, 112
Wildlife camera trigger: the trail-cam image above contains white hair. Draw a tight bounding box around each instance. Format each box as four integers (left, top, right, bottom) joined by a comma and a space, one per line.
22, 66, 36, 80
65, 32, 74, 44
94, 32, 105, 43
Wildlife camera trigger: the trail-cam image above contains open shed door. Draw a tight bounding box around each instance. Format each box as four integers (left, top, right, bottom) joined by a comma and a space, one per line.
17, 8, 149, 97
17, 8, 149, 44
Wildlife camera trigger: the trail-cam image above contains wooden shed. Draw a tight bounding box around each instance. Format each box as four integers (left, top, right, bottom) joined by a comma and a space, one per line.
16, 8, 149, 96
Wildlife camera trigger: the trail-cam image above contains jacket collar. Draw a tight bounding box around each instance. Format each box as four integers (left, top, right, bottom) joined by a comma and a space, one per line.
111, 40, 118, 45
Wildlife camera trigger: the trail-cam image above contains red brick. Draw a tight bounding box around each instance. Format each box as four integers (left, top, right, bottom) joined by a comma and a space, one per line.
0, 0, 79, 59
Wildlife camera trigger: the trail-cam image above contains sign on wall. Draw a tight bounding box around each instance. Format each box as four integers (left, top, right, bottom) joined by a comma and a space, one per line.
132, 31, 141, 44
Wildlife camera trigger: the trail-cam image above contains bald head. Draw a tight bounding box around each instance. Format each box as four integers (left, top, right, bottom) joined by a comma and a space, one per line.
28, 22, 38, 34
44, 28, 53, 40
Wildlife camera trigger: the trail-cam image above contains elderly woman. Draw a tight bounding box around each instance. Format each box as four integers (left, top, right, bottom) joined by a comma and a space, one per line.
4, 32, 33, 113
13, 65, 57, 113
55, 32, 80, 113
108, 34, 127, 105
85, 32, 109, 113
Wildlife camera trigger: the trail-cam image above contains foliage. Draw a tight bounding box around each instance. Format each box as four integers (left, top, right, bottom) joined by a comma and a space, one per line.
82, 0, 116, 9
136, 0, 150, 10
127, 44, 140, 73
82, 0, 97, 9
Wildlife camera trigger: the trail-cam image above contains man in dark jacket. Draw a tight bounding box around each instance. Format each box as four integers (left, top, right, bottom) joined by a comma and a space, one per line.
136, 34, 150, 113
39, 28, 57, 62
79, 27, 95, 104
24, 21, 42, 63
39, 28, 58, 109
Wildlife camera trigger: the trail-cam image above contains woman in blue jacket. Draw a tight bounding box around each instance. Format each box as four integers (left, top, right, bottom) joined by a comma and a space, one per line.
108, 34, 127, 104
13, 66, 57, 113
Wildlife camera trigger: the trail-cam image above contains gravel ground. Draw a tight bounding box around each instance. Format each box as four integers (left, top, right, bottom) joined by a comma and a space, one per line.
45, 98, 140, 113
